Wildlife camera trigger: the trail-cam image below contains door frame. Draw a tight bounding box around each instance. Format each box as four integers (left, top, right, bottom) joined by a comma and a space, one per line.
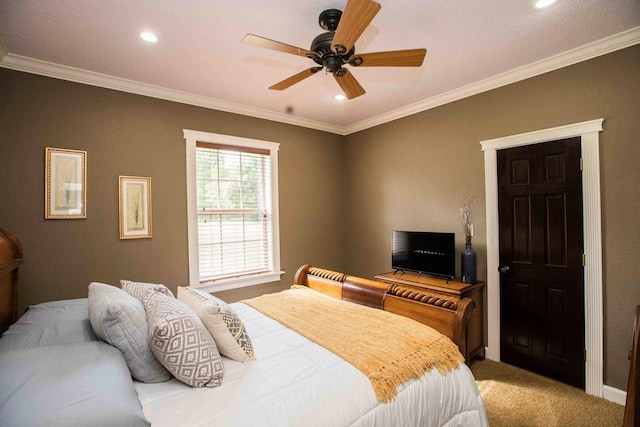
480, 118, 604, 396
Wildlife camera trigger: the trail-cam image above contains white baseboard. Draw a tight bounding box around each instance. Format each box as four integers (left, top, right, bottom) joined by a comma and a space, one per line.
603, 385, 627, 406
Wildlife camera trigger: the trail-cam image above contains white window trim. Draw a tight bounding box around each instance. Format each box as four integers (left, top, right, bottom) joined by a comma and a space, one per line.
480, 118, 604, 397
183, 129, 284, 292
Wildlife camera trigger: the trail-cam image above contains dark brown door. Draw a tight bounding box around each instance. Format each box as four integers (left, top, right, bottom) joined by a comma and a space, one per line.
498, 137, 585, 389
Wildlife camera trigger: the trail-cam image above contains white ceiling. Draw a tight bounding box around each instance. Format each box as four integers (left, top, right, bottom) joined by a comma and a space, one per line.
1, 0, 639, 135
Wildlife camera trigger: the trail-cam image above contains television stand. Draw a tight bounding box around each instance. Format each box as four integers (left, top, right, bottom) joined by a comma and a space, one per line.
375, 271, 485, 361
392, 269, 453, 283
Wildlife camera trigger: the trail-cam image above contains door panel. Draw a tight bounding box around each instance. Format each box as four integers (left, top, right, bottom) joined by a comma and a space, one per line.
512, 196, 531, 262
498, 137, 585, 389
546, 194, 567, 266
513, 281, 532, 348
547, 287, 565, 357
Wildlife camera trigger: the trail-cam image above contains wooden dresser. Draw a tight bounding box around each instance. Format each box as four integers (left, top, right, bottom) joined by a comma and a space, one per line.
375, 271, 485, 361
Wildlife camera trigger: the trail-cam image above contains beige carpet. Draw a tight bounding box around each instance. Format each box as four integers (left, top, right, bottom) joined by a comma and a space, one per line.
470, 359, 624, 426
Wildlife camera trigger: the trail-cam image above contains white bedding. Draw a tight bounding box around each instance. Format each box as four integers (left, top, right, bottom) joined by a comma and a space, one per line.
135, 303, 488, 427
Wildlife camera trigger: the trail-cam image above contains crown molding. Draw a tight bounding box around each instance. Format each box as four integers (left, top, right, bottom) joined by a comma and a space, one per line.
343, 26, 640, 135
1, 26, 638, 136
0, 53, 344, 135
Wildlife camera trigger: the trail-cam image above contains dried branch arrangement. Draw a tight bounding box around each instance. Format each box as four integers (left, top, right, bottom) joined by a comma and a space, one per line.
460, 195, 474, 242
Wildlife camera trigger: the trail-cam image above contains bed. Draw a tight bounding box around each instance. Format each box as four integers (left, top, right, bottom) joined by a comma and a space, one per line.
0, 228, 487, 426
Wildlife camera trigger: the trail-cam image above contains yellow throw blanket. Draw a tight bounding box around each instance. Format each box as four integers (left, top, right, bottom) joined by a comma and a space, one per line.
242, 285, 463, 402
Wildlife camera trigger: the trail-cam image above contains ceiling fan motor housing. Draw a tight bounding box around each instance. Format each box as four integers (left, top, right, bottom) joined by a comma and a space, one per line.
310, 31, 354, 74
309, 9, 355, 74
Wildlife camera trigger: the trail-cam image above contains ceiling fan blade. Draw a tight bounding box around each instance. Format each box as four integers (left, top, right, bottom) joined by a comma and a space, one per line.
242, 34, 318, 59
331, 0, 381, 55
350, 48, 427, 67
333, 69, 366, 99
269, 67, 322, 91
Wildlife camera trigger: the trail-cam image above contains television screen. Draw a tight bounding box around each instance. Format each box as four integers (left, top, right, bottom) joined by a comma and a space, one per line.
392, 231, 456, 278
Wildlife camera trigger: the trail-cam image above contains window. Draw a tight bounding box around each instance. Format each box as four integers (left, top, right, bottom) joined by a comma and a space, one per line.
183, 130, 283, 292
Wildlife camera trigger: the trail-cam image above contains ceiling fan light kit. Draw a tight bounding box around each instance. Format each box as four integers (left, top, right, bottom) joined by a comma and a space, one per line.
241, 0, 427, 100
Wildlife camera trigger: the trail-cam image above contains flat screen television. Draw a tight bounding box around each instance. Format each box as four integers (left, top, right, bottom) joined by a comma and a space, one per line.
392, 230, 456, 279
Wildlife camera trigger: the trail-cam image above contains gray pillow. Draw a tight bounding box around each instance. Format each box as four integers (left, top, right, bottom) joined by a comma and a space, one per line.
121, 280, 175, 300
88, 282, 171, 383
143, 291, 224, 387
0, 341, 150, 427
0, 298, 96, 353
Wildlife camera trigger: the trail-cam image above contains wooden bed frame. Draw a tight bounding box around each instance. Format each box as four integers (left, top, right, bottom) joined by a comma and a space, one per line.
294, 264, 476, 362
0, 229, 475, 362
0, 228, 24, 335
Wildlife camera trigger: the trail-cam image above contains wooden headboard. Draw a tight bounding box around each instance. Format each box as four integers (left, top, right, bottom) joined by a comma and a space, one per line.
294, 264, 475, 362
0, 228, 24, 334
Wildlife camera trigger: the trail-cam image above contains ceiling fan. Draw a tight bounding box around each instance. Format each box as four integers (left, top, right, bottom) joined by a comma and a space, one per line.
241, 0, 427, 100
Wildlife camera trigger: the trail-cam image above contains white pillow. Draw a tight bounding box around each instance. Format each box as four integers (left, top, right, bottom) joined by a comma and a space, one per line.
178, 287, 255, 362
142, 291, 224, 388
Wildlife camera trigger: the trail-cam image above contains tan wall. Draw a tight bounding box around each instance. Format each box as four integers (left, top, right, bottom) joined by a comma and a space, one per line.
0, 68, 346, 309
1, 44, 638, 391
343, 44, 640, 391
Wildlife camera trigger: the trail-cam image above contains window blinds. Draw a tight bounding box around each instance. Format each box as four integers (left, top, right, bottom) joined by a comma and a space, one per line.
196, 142, 273, 283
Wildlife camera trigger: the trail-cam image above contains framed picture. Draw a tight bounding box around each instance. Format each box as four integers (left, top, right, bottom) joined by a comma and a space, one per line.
45, 147, 87, 219
119, 176, 152, 239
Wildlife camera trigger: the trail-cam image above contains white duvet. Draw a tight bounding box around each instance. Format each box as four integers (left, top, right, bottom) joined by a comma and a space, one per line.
134, 303, 488, 427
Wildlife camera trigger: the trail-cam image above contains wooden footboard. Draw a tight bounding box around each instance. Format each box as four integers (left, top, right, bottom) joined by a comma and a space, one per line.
294, 265, 475, 362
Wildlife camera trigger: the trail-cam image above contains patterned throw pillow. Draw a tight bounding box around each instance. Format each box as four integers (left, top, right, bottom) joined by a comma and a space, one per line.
121, 280, 175, 301
177, 287, 255, 362
88, 282, 171, 383
142, 291, 224, 388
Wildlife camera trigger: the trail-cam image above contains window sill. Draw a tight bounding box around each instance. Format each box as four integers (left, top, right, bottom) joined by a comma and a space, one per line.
195, 271, 285, 293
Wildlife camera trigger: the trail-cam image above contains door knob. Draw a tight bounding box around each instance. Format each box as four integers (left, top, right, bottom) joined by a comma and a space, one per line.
499, 265, 510, 274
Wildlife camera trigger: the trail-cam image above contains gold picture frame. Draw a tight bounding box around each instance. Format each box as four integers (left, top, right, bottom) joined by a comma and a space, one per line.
119, 176, 152, 239
45, 147, 87, 219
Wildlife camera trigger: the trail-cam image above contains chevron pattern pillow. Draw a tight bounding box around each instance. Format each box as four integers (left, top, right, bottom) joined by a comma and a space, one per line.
142, 291, 224, 388
178, 287, 255, 362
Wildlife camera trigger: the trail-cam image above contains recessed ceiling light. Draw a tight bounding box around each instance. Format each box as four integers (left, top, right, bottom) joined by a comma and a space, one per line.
333, 94, 347, 101
140, 31, 158, 43
534, 0, 557, 8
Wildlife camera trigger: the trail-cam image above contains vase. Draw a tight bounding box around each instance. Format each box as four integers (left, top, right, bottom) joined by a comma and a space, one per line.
461, 239, 477, 284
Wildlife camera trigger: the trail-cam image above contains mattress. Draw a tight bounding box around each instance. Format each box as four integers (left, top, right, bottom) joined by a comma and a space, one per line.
135, 302, 488, 427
